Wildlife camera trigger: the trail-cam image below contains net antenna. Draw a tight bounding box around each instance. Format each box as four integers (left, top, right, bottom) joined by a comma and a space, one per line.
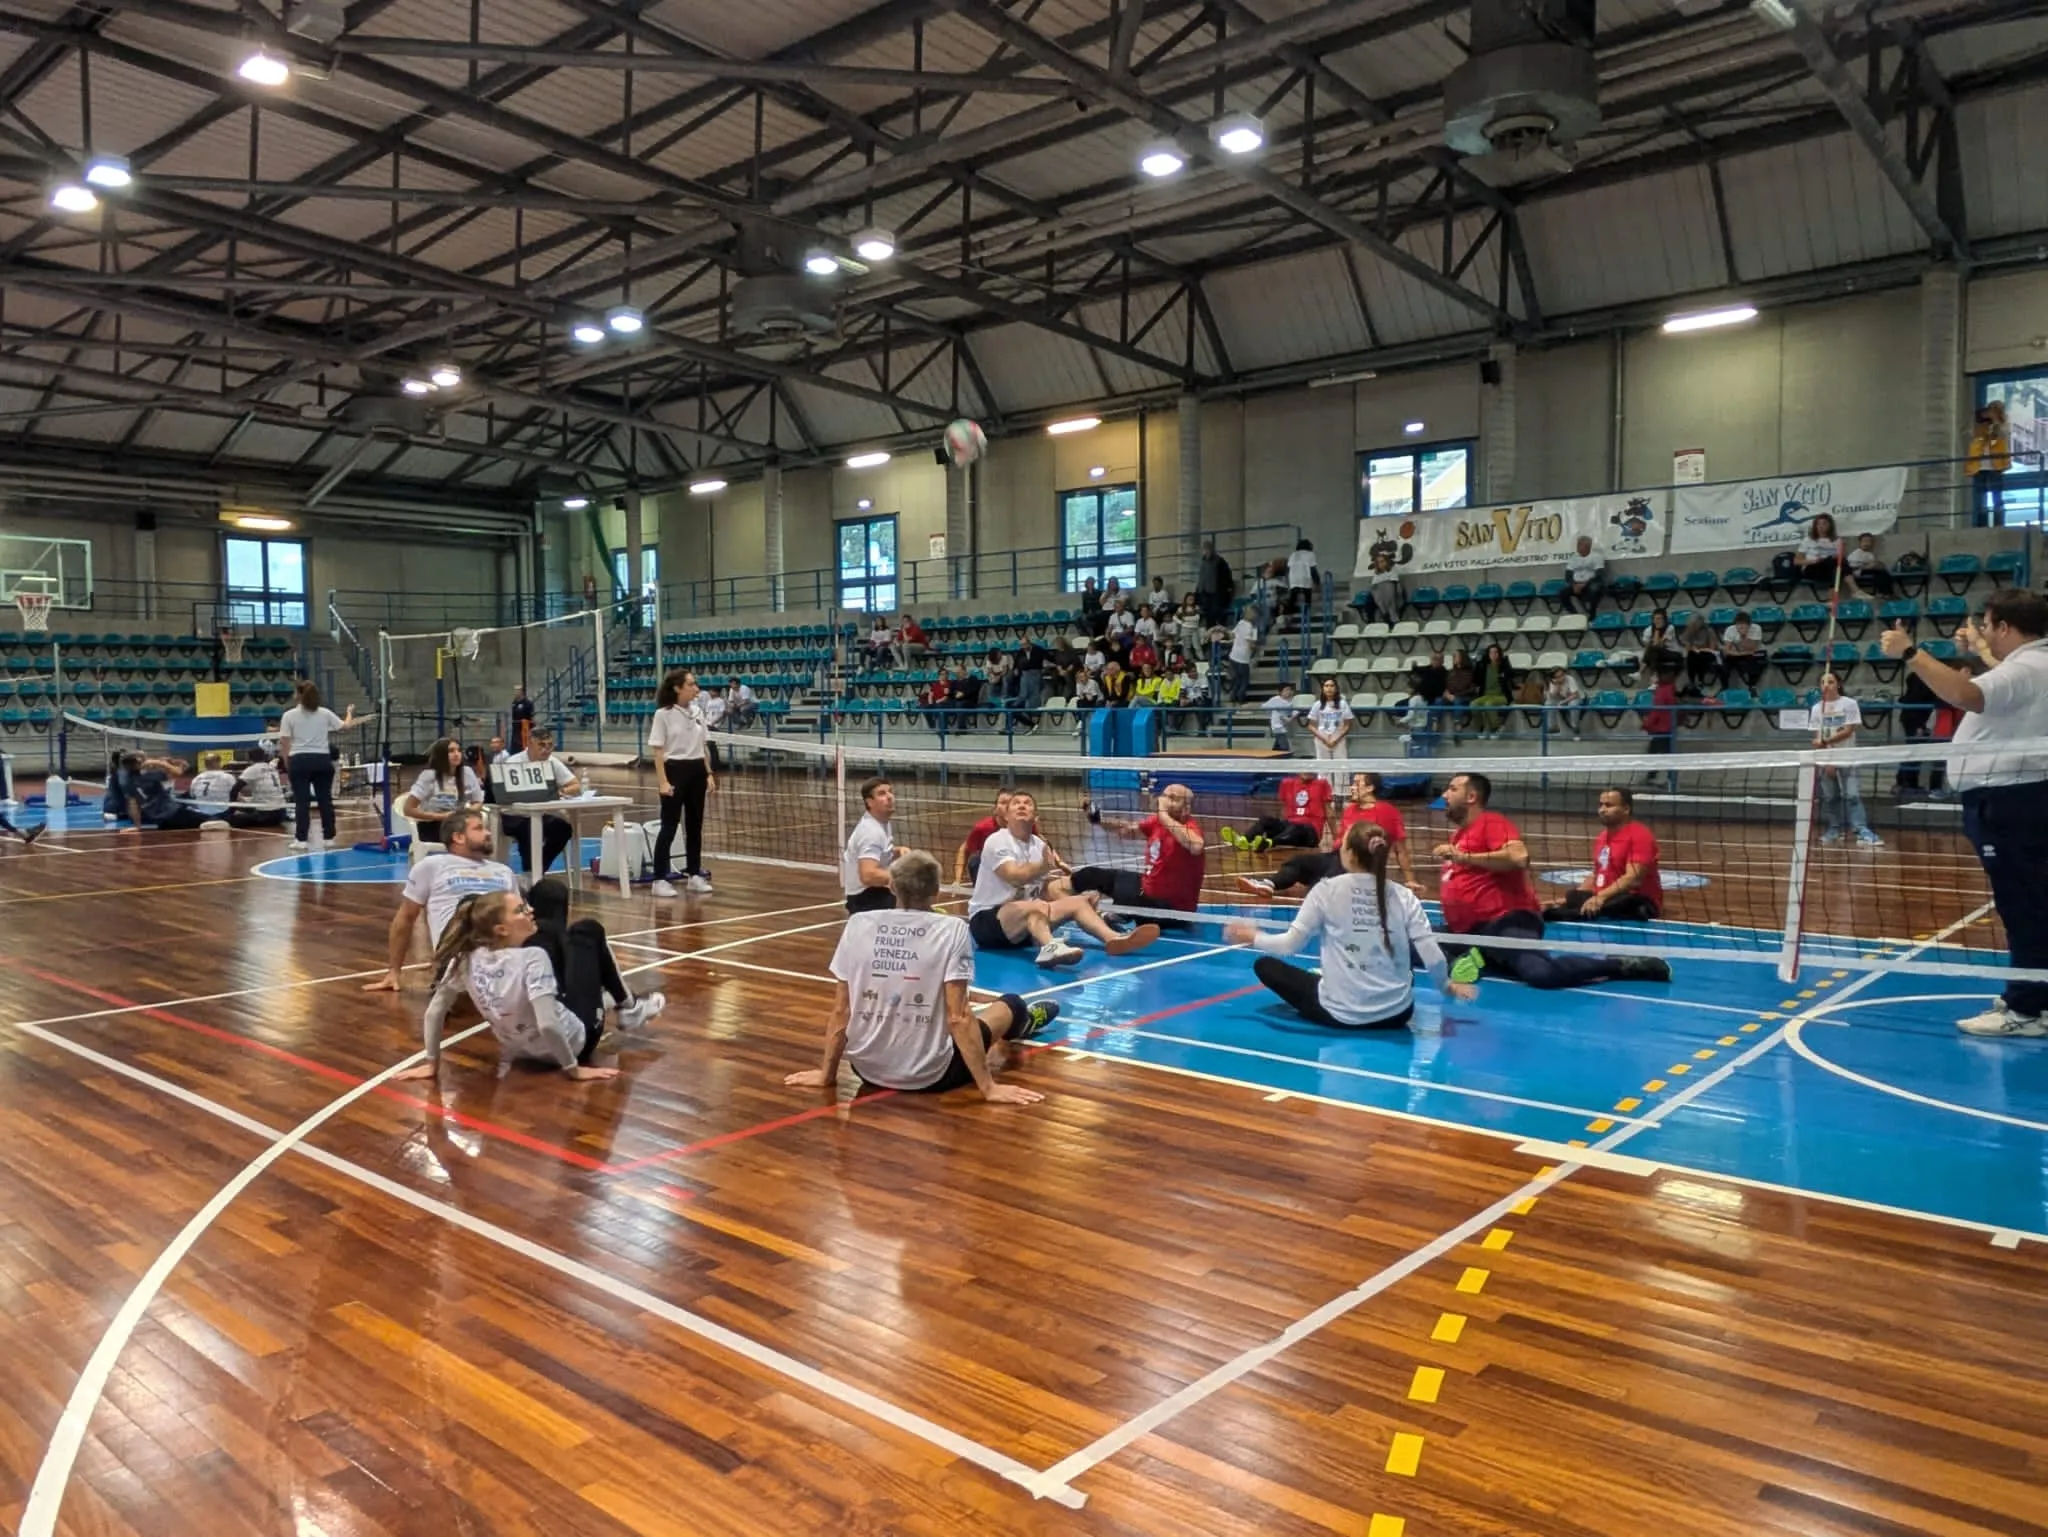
13, 573, 55, 633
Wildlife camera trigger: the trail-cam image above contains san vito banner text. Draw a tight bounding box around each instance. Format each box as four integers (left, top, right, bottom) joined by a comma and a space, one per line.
1669, 466, 1907, 554
1354, 490, 1667, 579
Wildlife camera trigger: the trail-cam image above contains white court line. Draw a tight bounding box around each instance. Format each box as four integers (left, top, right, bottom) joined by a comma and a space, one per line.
6, 1020, 1080, 1515
1785, 993, 2048, 1135
16, 1016, 493, 1536
618, 916, 850, 979
1024, 901, 1996, 1501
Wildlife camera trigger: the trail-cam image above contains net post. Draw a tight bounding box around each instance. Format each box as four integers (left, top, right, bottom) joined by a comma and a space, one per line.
593, 606, 607, 753
1777, 758, 1818, 982
835, 744, 847, 849
376, 629, 395, 846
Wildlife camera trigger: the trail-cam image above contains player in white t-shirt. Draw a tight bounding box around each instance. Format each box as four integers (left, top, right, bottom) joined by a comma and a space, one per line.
391, 886, 664, 1084
188, 765, 238, 805
1810, 672, 1881, 846
786, 851, 1060, 1102
237, 748, 287, 810
1226, 821, 1476, 1029
967, 792, 1161, 967
364, 809, 520, 991
842, 776, 908, 915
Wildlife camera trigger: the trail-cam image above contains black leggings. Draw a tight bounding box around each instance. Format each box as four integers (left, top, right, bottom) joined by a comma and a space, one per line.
1245, 816, 1319, 848
1274, 851, 1342, 892
529, 917, 632, 1066
146, 806, 216, 832
1544, 889, 1658, 923
652, 757, 709, 878
1066, 866, 1193, 928
1253, 955, 1414, 1029
502, 813, 573, 874
289, 751, 335, 841
1467, 909, 1628, 990
845, 885, 894, 915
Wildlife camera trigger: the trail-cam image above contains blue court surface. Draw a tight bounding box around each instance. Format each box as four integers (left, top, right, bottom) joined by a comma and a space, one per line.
965, 910, 2045, 1243
252, 838, 609, 884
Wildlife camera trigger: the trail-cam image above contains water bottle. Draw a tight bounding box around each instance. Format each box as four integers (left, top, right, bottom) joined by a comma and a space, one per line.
43, 773, 65, 809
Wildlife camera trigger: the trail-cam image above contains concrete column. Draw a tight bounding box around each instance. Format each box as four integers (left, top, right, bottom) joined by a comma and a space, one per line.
1480, 341, 1517, 504
622, 489, 644, 629
1918, 266, 1964, 525
1177, 393, 1202, 592
946, 464, 970, 599
762, 463, 785, 612
134, 518, 158, 622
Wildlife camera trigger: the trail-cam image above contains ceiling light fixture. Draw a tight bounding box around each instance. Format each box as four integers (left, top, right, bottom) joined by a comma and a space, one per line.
429, 364, 461, 388
47, 182, 97, 214
1748, 0, 1798, 30
1046, 415, 1102, 436
688, 478, 728, 495
856, 497, 874, 511
1210, 112, 1264, 155
1307, 368, 1378, 390
852, 227, 896, 262
233, 514, 294, 532
1403, 420, 1426, 435
605, 305, 644, 334
1088, 465, 1106, 479
803, 249, 840, 276
570, 320, 607, 345
82, 154, 132, 190
846, 451, 891, 469
563, 496, 590, 510
400, 378, 432, 396
1137, 143, 1185, 179
1662, 304, 1759, 334
236, 49, 290, 87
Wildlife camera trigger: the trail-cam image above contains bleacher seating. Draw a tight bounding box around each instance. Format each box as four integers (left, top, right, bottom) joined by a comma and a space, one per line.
0, 630, 300, 730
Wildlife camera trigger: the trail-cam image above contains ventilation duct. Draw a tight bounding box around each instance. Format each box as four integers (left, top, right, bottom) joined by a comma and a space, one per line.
727, 216, 839, 353
1442, 0, 1599, 186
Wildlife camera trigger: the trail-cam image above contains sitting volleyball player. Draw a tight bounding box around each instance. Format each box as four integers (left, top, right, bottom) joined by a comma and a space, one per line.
393, 887, 663, 1084
364, 808, 519, 991
1225, 821, 1477, 1029
785, 851, 1061, 1104
969, 790, 1161, 968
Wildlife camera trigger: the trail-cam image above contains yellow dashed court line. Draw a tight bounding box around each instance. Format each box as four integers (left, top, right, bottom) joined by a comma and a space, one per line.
1481, 1229, 1512, 1251
1814, 978, 1835, 990
1693, 1048, 1717, 1061
1386, 1433, 1425, 1477
1368, 1517, 1406, 1537
1759, 1011, 1783, 1021
1614, 1096, 1641, 1112
1667, 1063, 1692, 1076
1779, 998, 1800, 1009
1510, 1195, 1536, 1216
1643, 1078, 1666, 1093
1431, 1312, 1466, 1343
1456, 1267, 1489, 1295
1718, 1035, 1739, 1046
1568, 1138, 1588, 1147
1797, 989, 1818, 999
1586, 1117, 1614, 1133
1740, 1022, 1762, 1033
1407, 1366, 1444, 1403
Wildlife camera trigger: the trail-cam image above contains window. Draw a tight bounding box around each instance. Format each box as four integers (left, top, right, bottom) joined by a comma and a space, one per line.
222, 535, 307, 627
611, 546, 658, 627
1060, 483, 1139, 593
1359, 441, 1473, 520
837, 514, 897, 613
1973, 371, 2048, 528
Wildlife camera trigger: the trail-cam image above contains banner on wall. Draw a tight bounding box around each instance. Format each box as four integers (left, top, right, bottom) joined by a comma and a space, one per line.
1353, 489, 1668, 579
1670, 466, 1908, 554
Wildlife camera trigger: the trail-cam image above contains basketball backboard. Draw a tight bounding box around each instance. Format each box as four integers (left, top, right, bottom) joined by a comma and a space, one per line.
0, 533, 92, 608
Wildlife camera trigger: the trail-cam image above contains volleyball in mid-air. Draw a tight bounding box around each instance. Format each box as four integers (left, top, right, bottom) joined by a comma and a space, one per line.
942, 418, 987, 468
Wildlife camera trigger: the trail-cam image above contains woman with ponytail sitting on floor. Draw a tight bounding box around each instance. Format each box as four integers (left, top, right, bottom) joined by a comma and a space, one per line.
1225, 821, 1476, 1030
392, 883, 664, 1083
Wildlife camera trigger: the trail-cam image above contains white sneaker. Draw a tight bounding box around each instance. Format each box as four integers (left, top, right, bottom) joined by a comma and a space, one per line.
618, 991, 667, 1031
1035, 941, 1084, 968
287, 839, 308, 852
1855, 828, 1883, 846
685, 873, 714, 894
650, 879, 679, 898
1819, 829, 1842, 846
1957, 1004, 2047, 1038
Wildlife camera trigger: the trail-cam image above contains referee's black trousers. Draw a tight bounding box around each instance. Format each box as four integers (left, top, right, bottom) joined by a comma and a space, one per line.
1964, 783, 2048, 1018
652, 757, 709, 879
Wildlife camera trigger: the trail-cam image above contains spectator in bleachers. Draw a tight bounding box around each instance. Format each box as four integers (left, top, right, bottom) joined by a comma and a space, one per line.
1177, 593, 1203, 637
1308, 675, 1353, 765
1176, 657, 1208, 724
1563, 535, 1605, 616
1013, 636, 1047, 721
1228, 609, 1257, 702
1074, 669, 1104, 711
1155, 603, 1181, 651
1444, 649, 1478, 733
1545, 667, 1587, 740
1792, 512, 1850, 594
1640, 611, 1678, 678
1471, 643, 1515, 738
985, 646, 1015, 707
724, 680, 759, 730
1680, 609, 1721, 692
1367, 550, 1402, 624
1133, 662, 1164, 705
1106, 595, 1136, 643
1083, 637, 1107, 679
1258, 680, 1303, 751
1722, 610, 1766, 689
895, 613, 930, 667
1148, 574, 1175, 613
1046, 638, 1080, 699
1845, 532, 1891, 597
866, 615, 895, 668
1128, 632, 1158, 673
1967, 402, 2011, 526
1100, 659, 1134, 707
1812, 672, 1882, 846
920, 666, 954, 729
1196, 540, 1235, 629
1642, 668, 1679, 779
1286, 538, 1319, 620
1411, 650, 1448, 706
1134, 604, 1159, 646
1080, 577, 1106, 638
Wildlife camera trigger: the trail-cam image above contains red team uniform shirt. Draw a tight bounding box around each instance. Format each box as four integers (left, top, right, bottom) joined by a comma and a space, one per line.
1278, 775, 1334, 831
1594, 822, 1663, 914
1139, 815, 1205, 910
1439, 809, 1539, 931
1339, 799, 1406, 845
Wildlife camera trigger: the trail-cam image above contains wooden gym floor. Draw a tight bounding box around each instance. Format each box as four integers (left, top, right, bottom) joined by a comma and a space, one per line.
0, 806, 2043, 1537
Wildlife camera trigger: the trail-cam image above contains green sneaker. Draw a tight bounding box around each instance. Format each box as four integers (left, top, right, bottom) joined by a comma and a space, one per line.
1249, 835, 1272, 853
1450, 951, 1484, 986
1016, 1000, 1063, 1040
1221, 826, 1248, 849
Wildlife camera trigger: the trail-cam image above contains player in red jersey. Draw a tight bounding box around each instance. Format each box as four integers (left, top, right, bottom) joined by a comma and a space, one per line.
1070, 784, 1206, 928
1223, 772, 1333, 851
1435, 771, 1669, 988
954, 786, 1025, 884
1238, 773, 1419, 899
1545, 787, 1664, 922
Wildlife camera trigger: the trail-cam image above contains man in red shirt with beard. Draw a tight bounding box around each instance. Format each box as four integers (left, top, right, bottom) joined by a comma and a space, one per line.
1435, 771, 1670, 988
1071, 783, 1205, 928
1545, 787, 1664, 922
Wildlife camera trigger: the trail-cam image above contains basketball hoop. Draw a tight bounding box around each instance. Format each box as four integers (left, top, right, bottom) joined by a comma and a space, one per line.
217, 624, 247, 665
13, 590, 51, 633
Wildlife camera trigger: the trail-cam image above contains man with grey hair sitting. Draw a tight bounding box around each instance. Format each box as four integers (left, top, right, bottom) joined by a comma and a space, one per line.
784, 849, 1064, 1104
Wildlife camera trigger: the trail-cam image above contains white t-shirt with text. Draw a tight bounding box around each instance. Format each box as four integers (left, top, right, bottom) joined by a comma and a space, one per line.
1250, 875, 1445, 1025
402, 852, 520, 942
830, 909, 977, 1090
408, 766, 484, 816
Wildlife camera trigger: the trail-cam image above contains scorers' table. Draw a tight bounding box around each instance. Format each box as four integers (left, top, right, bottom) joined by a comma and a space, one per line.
485, 759, 636, 896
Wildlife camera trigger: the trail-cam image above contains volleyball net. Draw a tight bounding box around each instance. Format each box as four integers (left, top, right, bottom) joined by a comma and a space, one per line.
686, 733, 2038, 985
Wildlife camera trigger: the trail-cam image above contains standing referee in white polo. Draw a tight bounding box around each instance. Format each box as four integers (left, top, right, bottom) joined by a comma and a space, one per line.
1882, 588, 2048, 1037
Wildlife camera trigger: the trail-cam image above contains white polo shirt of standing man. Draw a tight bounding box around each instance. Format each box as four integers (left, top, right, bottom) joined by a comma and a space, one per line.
842, 775, 908, 917
1881, 593, 2048, 1037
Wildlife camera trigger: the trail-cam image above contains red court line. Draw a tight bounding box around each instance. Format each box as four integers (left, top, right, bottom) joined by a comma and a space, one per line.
7, 963, 613, 1172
